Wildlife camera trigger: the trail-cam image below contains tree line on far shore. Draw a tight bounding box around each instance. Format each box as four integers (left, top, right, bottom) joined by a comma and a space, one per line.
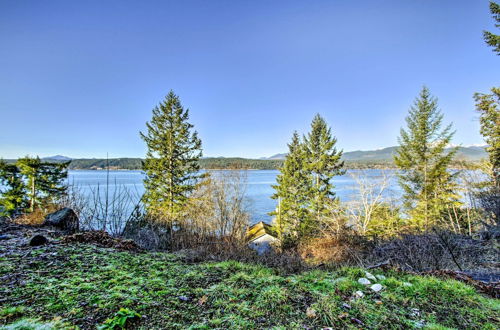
1, 153, 485, 172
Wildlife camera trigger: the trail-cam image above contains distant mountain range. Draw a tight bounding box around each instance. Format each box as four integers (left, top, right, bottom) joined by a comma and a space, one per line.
3, 145, 487, 170
42, 155, 72, 161
264, 145, 488, 162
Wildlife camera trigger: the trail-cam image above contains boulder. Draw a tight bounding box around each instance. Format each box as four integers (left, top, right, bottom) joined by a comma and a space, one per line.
29, 235, 48, 246
358, 278, 371, 285
370, 283, 383, 292
43, 208, 79, 232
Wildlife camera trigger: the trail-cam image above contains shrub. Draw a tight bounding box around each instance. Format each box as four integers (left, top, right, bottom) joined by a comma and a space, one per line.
98, 308, 141, 330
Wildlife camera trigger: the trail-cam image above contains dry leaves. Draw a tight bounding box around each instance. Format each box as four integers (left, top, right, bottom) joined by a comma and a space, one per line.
198, 295, 208, 305
306, 307, 317, 318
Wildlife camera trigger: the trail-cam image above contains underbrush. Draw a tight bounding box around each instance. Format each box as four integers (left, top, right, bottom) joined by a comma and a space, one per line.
0, 242, 498, 329
11, 205, 60, 226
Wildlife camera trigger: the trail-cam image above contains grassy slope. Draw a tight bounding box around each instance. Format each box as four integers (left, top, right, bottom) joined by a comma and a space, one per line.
0, 244, 498, 329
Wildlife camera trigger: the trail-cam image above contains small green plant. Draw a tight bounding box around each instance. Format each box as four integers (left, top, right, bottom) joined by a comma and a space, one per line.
0, 306, 25, 319
98, 308, 141, 330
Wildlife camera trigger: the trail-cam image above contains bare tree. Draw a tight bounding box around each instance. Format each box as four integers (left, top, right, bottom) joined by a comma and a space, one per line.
346, 170, 393, 235
184, 170, 250, 241
61, 182, 143, 237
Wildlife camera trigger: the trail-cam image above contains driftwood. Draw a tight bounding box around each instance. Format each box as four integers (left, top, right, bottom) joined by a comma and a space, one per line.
366, 260, 391, 270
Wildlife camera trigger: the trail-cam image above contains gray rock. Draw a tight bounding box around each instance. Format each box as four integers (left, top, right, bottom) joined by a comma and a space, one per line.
358, 278, 371, 285
403, 282, 413, 287
413, 320, 426, 329
410, 308, 421, 318
376, 274, 386, 280
365, 272, 377, 281
43, 208, 79, 232
370, 283, 383, 292
354, 290, 364, 298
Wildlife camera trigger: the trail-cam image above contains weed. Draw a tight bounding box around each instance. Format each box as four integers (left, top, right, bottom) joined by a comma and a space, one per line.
97, 308, 141, 330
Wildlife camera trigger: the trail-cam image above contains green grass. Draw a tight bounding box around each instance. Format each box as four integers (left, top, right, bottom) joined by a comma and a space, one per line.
0, 244, 498, 329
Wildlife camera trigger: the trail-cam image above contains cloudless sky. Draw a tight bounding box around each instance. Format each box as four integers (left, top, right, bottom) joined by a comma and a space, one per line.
0, 0, 499, 159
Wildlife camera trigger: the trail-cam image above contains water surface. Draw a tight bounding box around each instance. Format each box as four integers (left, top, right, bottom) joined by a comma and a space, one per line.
68, 169, 401, 224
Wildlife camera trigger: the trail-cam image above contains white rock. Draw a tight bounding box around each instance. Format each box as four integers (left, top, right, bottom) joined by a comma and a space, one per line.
413, 321, 425, 329
365, 272, 377, 281
358, 278, 371, 285
376, 274, 386, 280
370, 283, 383, 292
403, 282, 413, 287
354, 290, 364, 298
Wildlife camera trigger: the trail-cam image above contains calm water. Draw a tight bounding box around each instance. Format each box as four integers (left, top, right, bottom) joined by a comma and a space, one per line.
68, 169, 401, 224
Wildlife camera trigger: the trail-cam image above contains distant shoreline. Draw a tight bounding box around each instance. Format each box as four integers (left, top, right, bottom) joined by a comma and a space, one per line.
66, 161, 480, 172
4, 145, 486, 171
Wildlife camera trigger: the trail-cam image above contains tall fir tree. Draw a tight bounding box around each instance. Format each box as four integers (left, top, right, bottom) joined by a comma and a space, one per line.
37, 161, 69, 205
16, 157, 68, 212
271, 132, 313, 247
474, 88, 500, 187
473, 88, 500, 224
0, 160, 27, 216
484, 1, 500, 55
16, 157, 41, 212
394, 87, 458, 230
1, 157, 68, 214
303, 114, 345, 222
140, 90, 203, 223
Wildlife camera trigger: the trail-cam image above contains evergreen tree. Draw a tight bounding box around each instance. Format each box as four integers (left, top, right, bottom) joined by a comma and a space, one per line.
0, 160, 27, 216
140, 90, 203, 223
474, 87, 500, 186
271, 132, 313, 247
394, 87, 458, 230
484, 1, 500, 55
38, 161, 70, 204
16, 157, 69, 212
303, 114, 345, 222
473, 88, 500, 224
17, 157, 42, 212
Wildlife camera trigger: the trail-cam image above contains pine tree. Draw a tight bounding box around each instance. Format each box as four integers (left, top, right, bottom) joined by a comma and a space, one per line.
0, 160, 27, 216
140, 90, 203, 223
38, 161, 69, 205
303, 114, 345, 222
474, 87, 500, 186
16, 157, 68, 212
394, 87, 458, 230
473, 88, 500, 224
271, 132, 313, 247
16, 157, 41, 212
484, 1, 500, 55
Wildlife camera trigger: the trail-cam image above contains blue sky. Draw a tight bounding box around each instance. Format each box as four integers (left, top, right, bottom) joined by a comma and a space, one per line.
0, 0, 498, 159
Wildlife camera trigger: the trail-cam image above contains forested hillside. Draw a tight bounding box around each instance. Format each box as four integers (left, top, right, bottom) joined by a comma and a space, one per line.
2, 145, 486, 170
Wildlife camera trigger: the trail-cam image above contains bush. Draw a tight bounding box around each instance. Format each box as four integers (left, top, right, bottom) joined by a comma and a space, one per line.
298, 232, 372, 266
369, 230, 494, 272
